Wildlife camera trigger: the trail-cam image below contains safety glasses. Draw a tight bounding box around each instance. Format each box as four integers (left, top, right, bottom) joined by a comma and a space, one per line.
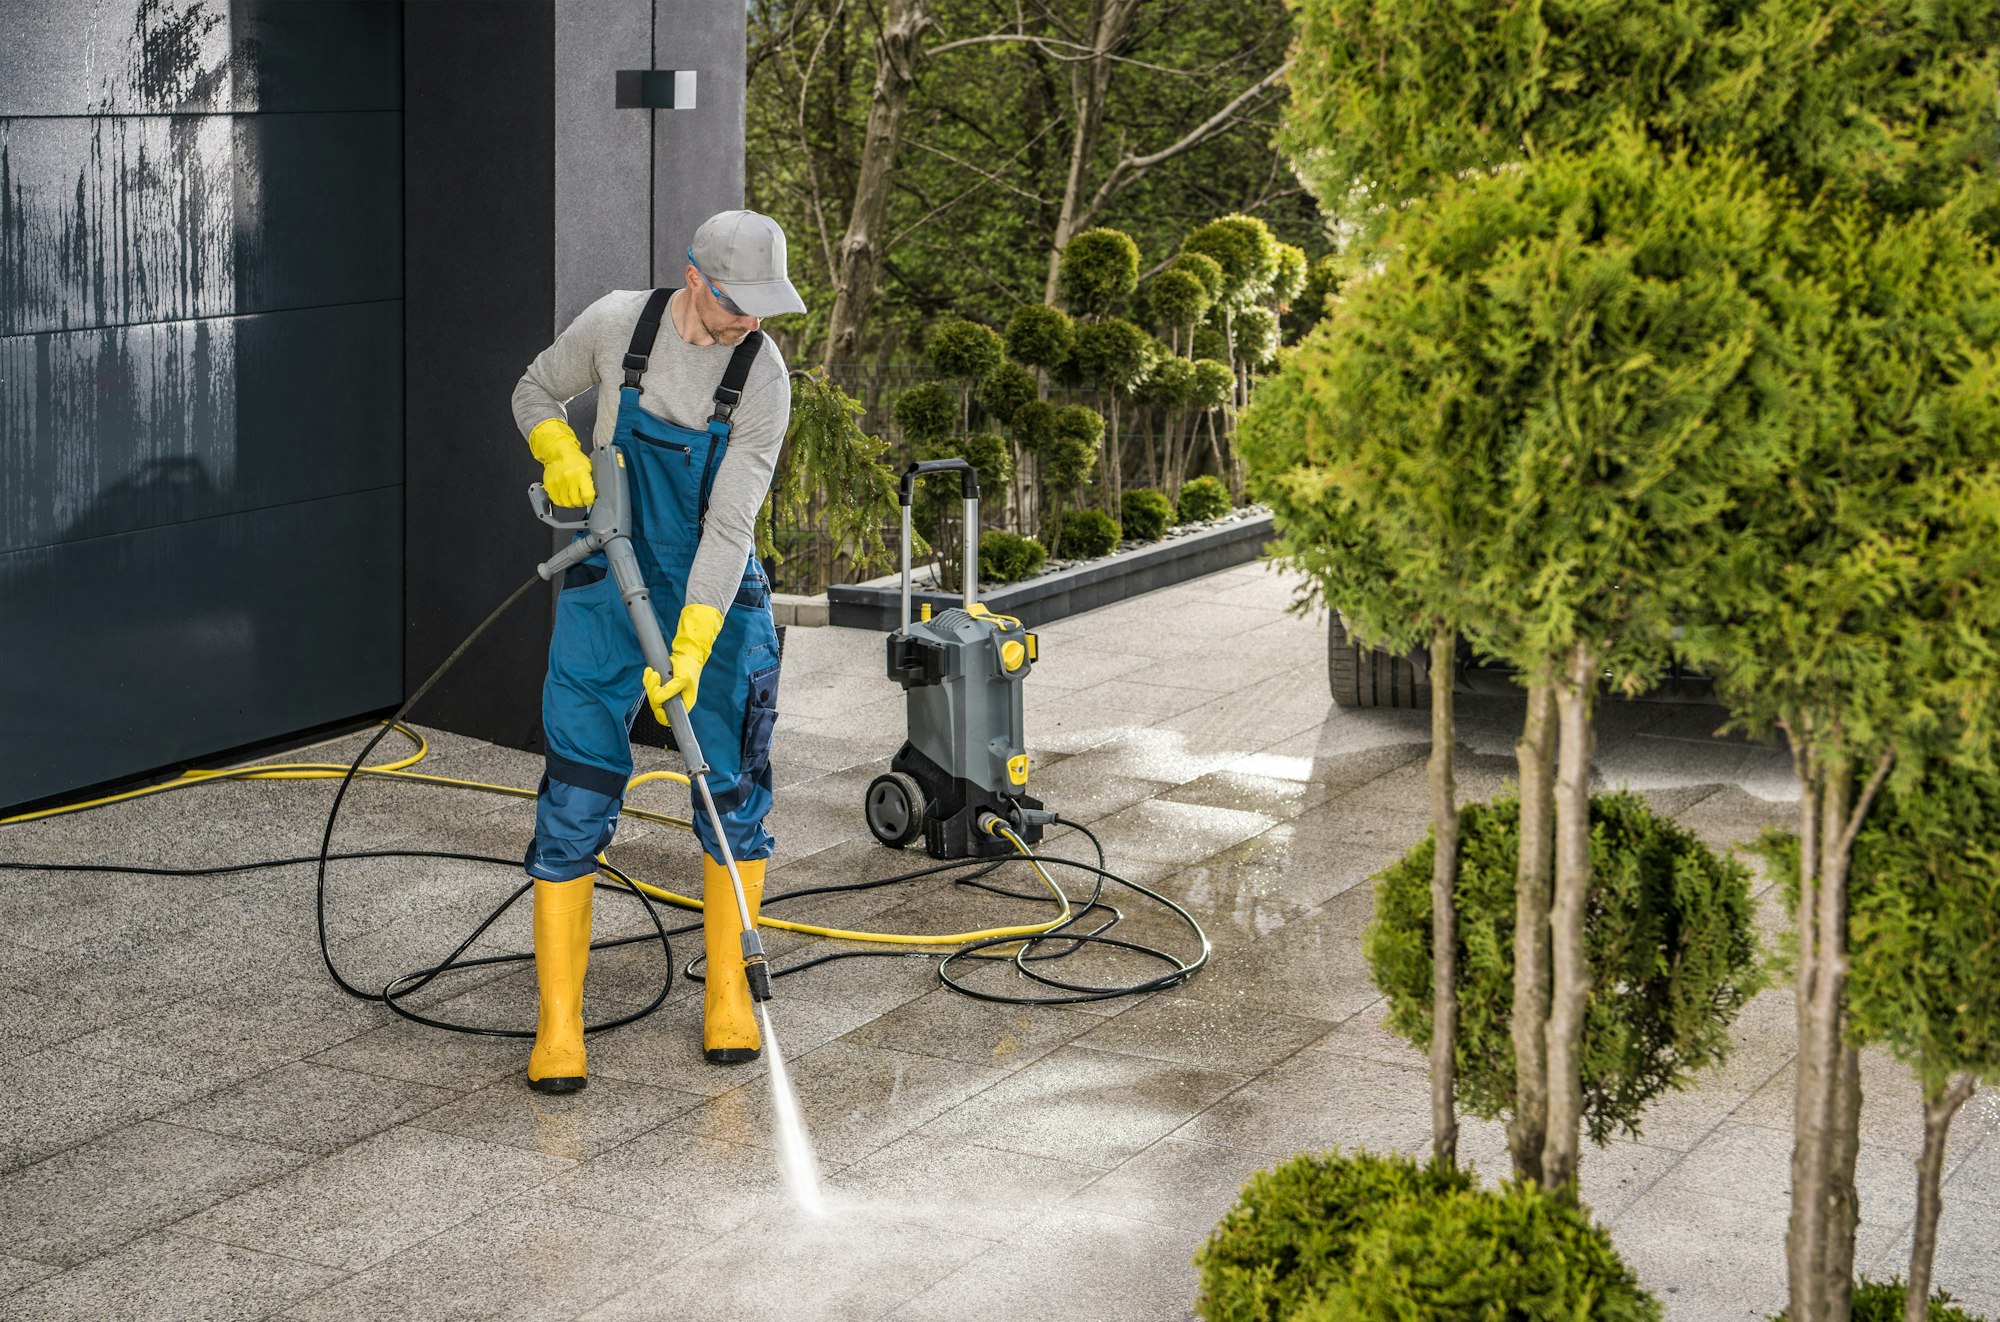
686, 247, 750, 318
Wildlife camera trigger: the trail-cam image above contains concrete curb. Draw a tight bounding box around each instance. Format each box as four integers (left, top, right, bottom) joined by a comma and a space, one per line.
825, 511, 1275, 631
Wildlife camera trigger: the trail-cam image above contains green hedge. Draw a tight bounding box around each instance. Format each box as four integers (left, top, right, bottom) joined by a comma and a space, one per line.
978, 531, 1047, 583
1120, 488, 1173, 541
1196, 1149, 1660, 1322
1177, 474, 1231, 522
1364, 791, 1762, 1144
1051, 508, 1121, 558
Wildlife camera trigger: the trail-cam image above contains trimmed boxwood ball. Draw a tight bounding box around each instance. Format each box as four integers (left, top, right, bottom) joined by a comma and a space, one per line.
1232, 305, 1280, 371
977, 360, 1037, 425
1071, 317, 1155, 391
1009, 398, 1057, 453
1120, 488, 1172, 542
1058, 226, 1141, 318
1191, 326, 1231, 363
892, 381, 958, 445
1146, 267, 1212, 335
1196, 1149, 1472, 1322
977, 530, 1047, 583
1168, 251, 1227, 302
925, 317, 1005, 382
1051, 508, 1120, 558
1770, 1279, 1990, 1322
1365, 791, 1763, 1144
1176, 475, 1231, 522
1004, 303, 1075, 371
1190, 358, 1235, 410
1300, 1181, 1663, 1322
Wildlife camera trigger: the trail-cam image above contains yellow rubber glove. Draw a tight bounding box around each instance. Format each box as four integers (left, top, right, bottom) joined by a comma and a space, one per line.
644, 604, 725, 719
528, 417, 595, 508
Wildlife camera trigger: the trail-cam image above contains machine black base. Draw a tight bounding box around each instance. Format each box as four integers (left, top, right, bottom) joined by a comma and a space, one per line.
705, 1046, 761, 1064
890, 743, 1045, 860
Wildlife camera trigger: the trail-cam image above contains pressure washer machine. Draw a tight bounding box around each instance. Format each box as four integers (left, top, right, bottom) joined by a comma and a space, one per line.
863, 460, 1050, 860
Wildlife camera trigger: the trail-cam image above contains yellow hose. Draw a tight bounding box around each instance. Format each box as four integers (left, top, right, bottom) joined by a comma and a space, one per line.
2, 722, 1072, 947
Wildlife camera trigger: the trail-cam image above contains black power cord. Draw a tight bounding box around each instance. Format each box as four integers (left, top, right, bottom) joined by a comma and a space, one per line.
0, 574, 1211, 1032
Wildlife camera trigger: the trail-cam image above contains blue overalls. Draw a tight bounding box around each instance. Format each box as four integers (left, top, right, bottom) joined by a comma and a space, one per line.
524, 301, 781, 882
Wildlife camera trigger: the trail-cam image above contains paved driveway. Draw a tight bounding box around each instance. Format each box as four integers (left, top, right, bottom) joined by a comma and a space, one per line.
0, 562, 1994, 1320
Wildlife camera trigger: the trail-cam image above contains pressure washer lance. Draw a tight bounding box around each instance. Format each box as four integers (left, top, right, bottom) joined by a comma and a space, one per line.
528, 448, 772, 1003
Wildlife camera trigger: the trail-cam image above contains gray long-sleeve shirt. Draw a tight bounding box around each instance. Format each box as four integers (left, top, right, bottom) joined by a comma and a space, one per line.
512, 288, 791, 618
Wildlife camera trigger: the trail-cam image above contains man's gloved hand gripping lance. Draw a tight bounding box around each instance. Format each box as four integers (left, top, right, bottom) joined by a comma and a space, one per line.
529, 447, 773, 1003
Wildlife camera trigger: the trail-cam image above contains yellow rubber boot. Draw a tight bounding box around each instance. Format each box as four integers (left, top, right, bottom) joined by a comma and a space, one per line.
702, 854, 765, 1064
527, 876, 593, 1093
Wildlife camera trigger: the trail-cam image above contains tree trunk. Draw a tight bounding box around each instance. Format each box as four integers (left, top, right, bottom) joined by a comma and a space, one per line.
1044, 0, 1142, 303
1907, 1074, 1980, 1322
1796, 766, 1855, 1322
1787, 743, 1826, 1319
1509, 669, 1559, 1184
1789, 748, 1891, 1322
1428, 625, 1460, 1168
1824, 1039, 1863, 1320
822, 0, 928, 364
1542, 642, 1597, 1194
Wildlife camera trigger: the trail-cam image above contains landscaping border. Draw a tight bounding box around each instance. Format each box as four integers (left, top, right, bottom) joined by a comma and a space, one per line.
826, 511, 1275, 630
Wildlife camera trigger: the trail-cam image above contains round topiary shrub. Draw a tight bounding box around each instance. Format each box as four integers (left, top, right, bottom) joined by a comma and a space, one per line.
1190, 358, 1235, 411
1058, 227, 1141, 318
1184, 214, 1280, 303
1120, 488, 1172, 542
1365, 791, 1763, 1144
1145, 267, 1213, 338
1168, 251, 1227, 302
977, 530, 1047, 583
1009, 398, 1056, 453
1070, 317, 1155, 392
1191, 326, 1231, 364
926, 317, 1005, 382
1233, 305, 1281, 371
1051, 508, 1120, 558
892, 381, 958, 445
1196, 1149, 1472, 1322
1300, 1180, 1662, 1322
1004, 303, 1075, 371
977, 360, 1037, 425
1176, 474, 1231, 522
1770, 1279, 1990, 1322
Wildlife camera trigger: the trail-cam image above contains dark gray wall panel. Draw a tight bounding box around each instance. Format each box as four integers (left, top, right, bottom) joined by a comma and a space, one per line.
3, 0, 400, 116
1, 302, 403, 554
403, 1, 558, 752
1, 112, 401, 335
0, 487, 403, 807
651, 1, 745, 270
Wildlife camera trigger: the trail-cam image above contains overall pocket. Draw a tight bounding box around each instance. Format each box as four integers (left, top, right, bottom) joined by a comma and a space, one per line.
741, 660, 781, 774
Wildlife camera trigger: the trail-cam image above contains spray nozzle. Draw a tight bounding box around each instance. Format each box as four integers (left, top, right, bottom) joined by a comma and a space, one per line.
739, 928, 774, 1003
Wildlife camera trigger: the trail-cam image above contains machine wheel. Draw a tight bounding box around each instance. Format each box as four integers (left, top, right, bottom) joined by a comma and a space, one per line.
864, 772, 926, 849
1328, 613, 1432, 710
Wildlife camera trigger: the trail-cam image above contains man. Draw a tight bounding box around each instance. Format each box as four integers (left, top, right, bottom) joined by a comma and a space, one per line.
510, 210, 804, 1092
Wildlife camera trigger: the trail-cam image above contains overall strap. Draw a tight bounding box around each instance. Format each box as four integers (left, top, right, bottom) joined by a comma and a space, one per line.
622, 287, 675, 388
709, 331, 765, 427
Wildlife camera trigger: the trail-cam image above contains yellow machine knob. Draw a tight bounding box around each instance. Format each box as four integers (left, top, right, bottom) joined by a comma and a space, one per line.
1001, 640, 1026, 672
1007, 753, 1029, 785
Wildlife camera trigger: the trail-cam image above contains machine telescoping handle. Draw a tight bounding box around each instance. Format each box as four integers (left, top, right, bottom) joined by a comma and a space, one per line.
897, 459, 981, 631
525, 447, 771, 997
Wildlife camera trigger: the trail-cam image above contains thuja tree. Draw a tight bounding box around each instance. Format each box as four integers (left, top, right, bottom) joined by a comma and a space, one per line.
1280, 0, 2000, 246
1683, 206, 2000, 1322
1760, 763, 2000, 1322
1293, 132, 1810, 1192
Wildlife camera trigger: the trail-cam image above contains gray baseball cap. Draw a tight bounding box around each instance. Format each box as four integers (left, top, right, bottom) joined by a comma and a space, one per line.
690, 210, 807, 318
